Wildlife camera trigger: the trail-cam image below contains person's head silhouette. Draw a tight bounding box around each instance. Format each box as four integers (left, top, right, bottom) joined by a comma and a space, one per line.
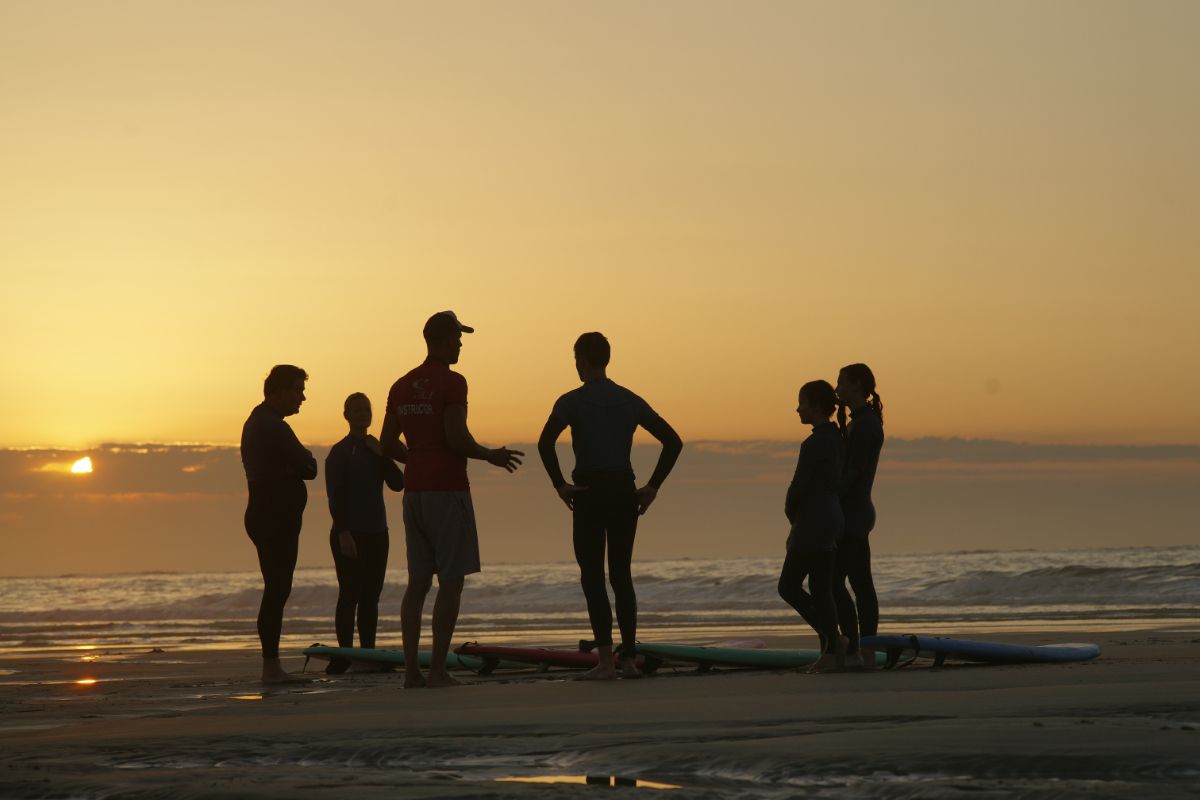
797, 380, 838, 427
263, 365, 308, 417
574, 332, 610, 381
423, 311, 473, 365
835, 363, 883, 434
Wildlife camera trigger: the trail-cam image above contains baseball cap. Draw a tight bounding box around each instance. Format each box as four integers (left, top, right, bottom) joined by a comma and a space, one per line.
423, 310, 474, 340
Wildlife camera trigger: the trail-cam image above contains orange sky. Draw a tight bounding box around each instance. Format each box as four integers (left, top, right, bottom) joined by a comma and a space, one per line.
2, 2, 1197, 449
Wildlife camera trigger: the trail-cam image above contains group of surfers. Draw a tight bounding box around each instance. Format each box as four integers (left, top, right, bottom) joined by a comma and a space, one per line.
240, 311, 884, 685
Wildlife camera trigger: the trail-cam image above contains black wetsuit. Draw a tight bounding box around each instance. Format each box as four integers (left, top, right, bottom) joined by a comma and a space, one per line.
778, 421, 845, 653
241, 402, 317, 660
539, 378, 681, 658
832, 405, 884, 653
325, 435, 404, 653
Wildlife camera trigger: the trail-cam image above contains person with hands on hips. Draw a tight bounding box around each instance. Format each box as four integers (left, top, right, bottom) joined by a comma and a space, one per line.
538, 332, 682, 681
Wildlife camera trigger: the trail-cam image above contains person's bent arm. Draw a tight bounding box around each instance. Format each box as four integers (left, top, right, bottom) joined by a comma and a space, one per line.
634, 415, 683, 515
444, 404, 523, 472
362, 433, 405, 492
538, 416, 586, 510
325, 446, 347, 530
381, 454, 406, 492
324, 446, 356, 558
537, 417, 569, 488
380, 411, 409, 463
841, 420, 882, 496
279, 420, 318, 480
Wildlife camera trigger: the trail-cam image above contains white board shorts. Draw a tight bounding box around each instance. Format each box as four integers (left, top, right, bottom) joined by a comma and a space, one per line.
402, 491, 481, 578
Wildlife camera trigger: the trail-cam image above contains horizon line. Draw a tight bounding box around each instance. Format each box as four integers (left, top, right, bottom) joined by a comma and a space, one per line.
4, 436, 1200, 453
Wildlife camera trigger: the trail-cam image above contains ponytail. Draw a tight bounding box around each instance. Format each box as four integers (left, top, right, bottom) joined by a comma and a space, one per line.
838, 363, 882, 426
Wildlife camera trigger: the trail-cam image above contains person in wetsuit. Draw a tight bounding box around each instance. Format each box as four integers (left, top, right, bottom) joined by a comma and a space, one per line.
323, 392, 405, 673
778, 379, 846, 673
832, 363, 885, 669
538, 332, 683, 681
241, 364, 318, 684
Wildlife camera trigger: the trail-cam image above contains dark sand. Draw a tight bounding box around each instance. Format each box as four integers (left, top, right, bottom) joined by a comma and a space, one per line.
2, 629, 1198, 798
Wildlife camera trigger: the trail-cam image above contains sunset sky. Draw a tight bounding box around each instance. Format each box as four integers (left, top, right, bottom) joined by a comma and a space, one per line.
1, 4, 1198, 573
3, 1, 1197, 450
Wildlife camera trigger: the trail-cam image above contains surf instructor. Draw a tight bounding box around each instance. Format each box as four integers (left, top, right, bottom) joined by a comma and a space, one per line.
538, 332, 683, 680
381, 311, 523, 688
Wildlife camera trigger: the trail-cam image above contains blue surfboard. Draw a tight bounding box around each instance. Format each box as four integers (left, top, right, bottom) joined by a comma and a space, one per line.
862, 634, 1100, 668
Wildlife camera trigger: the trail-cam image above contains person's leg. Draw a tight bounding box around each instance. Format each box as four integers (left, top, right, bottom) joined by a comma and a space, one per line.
356, 532, 389, 650
329, 530, 359, 650
846, 538, 879, 637
845, 537, 879, 667
778, 549, 821, 639
401, 494, 435, 688
606, 486, 640, 676
427, 574, 465, 687
401, 574, 432, 688
804, 552, 844, 673
573, 494, 616, 680
253, 527, 300, 683
832, 542, 861, 662
424, 493, 481, 688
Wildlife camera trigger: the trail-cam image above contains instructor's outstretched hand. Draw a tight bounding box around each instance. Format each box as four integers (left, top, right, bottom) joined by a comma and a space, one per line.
488, 447, 524, 472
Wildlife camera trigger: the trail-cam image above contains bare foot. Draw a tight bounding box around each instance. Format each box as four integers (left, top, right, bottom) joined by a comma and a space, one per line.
404, 669, 427, 689
835, 635, 849, 670
575, 663, 618, 681
261, 660, 310, 685
843, 652, 865, 670
425, 670, 462, 689
860, 647, 878, 670
618, 659, 644, 679
806, 653, 842, 674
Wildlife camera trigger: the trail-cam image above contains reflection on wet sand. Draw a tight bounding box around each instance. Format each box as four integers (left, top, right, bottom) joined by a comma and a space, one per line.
497, 775, 681, 789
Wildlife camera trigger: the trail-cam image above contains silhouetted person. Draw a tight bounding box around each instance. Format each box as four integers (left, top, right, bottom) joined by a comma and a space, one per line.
381, 311, 523, 688
240, 364, 318, 684
324, 393, 404, 672
778, 380, 845, 673
832, 363, 885, 669
538, 332, 682, 680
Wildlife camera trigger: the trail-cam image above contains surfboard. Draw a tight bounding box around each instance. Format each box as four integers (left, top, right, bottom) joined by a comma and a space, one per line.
455, 642, 658, 675
301, 644, 520, 672
636, 643, 889, 670
861, 635, 1101, 668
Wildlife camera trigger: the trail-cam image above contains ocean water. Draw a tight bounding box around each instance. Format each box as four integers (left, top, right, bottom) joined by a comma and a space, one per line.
0, 545, 1196, 655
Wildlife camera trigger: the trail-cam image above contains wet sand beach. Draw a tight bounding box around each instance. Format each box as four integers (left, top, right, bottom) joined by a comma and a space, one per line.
2, 628, 1198, 799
